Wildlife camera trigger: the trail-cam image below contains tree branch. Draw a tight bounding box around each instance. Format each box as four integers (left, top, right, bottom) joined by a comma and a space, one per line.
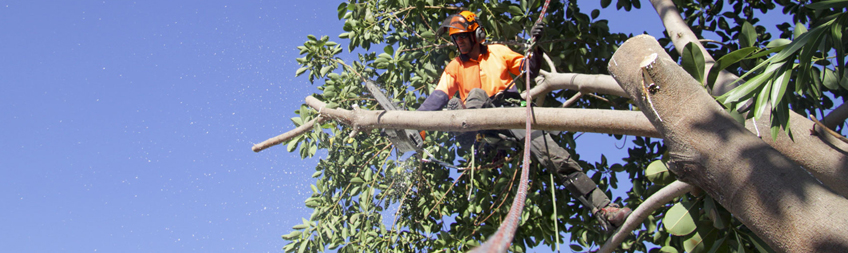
599, 181, 694, 253
823, 102, 848, 130
303, 96, 659, 136
252, 116, 325, 152
526, 72, 628, 99
649, 0, 737, 95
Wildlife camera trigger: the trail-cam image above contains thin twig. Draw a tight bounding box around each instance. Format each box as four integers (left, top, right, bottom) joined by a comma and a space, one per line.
584, 92, 611, 104
562, 91, 583, 108
811, 115, 848, 145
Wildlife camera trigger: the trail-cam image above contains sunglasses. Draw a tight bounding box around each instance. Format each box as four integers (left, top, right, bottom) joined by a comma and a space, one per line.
451, 32, 472, 41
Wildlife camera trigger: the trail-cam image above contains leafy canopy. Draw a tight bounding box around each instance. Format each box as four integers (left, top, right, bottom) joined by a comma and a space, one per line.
280, 0, 846, 252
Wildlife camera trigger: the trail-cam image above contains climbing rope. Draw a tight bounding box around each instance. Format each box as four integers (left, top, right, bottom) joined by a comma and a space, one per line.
470, 0, 552, 252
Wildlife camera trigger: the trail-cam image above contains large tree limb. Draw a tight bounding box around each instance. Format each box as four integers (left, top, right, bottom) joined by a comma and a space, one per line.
609, 35, 848, 252
648, 0, 848, 197
517, 70, 848, 196
747, 111, 848, 197
599, 181, 694, 253
303, 96, 658, 136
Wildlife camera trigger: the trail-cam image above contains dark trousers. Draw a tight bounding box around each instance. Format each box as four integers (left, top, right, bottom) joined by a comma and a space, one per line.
461, 88, 610, 212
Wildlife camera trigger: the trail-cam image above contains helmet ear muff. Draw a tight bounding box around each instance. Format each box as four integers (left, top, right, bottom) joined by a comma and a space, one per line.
475, 25, 485, 44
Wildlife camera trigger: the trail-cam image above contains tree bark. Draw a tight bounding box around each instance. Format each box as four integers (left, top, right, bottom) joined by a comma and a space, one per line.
609, 35, 848, 252
747, 111, 848, 197
525, 70, 848, 197
526, 72, 628, 99
823, 102, 848, 130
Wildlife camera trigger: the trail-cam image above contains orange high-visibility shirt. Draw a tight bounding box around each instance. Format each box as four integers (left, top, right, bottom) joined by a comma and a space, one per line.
434, 44, 525, 102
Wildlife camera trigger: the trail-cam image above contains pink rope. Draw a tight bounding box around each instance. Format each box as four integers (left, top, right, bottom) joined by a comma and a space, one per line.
469, 0, 553, 252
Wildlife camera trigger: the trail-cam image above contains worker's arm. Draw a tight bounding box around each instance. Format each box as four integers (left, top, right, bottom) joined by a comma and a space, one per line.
418, 65, 458, 111
418, 90, 449, 111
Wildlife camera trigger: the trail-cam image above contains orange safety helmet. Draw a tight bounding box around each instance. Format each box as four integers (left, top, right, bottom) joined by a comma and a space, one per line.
439, 10, 485, 43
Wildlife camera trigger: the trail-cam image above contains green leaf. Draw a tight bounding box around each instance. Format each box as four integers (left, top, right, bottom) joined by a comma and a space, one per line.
794, 22, 808, 39
840, 68, 848, 90
295, 67, 309, 77
293, 223, 309, 230
718, 62, 773, 107
350, 177, 365, 184
320, 65, 333, 76
298, 239, 308, 253
725, 104, 747, 126
770, 64, 793, 109
740, 22, 756, 48
659, 246, 679, 253
684, 223, 718, 253
307, 34, 317, 41
682, 42, 706, 84
383, 45, 394, 56
754, 77, 773, 120
664, 201, 697, 236
286, 137, 301, 152
806, 0, 848, 10
508, 5, 523, 15
823, 68, 840, 90
645, 160, 673, 185
570, 244, 583, 251
767, 38, 792, 48
707, 235, 729, 253
704, 196, 727, 230
305, 197, 321, 208
336, 3, 347, 20
707, 47, 757, 87
291, 116, 303, 126
282, 230, 302, 240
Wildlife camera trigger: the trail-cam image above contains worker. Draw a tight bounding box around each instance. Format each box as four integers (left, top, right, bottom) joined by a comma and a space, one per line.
417, 10, 631, 231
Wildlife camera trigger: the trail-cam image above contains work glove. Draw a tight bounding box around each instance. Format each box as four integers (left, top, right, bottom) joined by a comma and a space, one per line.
528, 23, 545, 79
530, 23, 544, 42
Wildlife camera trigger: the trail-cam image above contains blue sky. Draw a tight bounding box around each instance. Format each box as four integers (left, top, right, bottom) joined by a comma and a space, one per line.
1, 1, 791, 252
1, 1, 342, 252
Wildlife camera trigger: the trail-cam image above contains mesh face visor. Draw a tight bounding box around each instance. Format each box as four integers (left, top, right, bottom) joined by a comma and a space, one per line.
438, 14, 473, 36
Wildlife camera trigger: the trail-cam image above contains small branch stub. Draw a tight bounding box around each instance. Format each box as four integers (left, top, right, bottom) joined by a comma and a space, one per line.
640, 53, 663, 122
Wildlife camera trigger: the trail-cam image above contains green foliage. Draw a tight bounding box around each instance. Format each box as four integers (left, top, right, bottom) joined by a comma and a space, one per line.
671, 0, 848, 140
681, 42, 706, 84
276, 0, 835, 252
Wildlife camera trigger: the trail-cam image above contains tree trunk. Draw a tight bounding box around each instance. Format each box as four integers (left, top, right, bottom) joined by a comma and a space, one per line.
608, 35, 848, 252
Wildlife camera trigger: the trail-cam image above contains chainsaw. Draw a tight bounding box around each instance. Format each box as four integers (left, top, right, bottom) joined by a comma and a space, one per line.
363, 80, 424, 155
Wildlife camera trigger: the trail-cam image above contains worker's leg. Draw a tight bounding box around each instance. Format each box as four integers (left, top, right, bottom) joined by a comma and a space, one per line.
464, 88, 492, 109
509, 129, 630, 231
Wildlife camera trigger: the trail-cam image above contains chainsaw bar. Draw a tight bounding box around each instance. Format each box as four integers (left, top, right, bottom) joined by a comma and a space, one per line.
364, 80, 424, 154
